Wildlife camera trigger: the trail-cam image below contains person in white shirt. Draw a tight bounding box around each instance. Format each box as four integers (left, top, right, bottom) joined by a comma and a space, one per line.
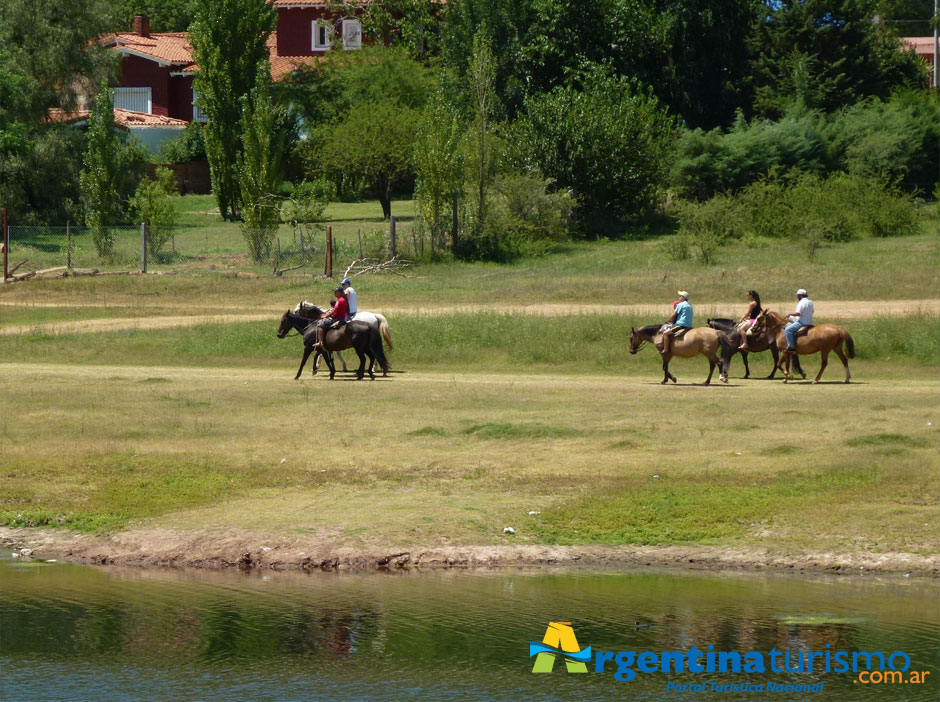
784, 289, 814, 351
341, 278, 358, 317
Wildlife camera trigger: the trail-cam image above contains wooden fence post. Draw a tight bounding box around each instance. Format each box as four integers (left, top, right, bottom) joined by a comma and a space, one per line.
389, 216, 397, 257
451, 192, 459, 252
2, 208, 7, 282
140, 222, 148, 273
66, 221, 73, 272
325, 225, 333, 277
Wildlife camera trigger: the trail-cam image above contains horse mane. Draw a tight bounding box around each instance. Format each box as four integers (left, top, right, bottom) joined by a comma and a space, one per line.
636, 324, 662, 335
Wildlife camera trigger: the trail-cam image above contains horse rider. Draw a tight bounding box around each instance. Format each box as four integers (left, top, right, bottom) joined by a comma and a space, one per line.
784, 288, 814, 352
661, 290, 693, 356
736, 289, 762, 351
341, 277, 358, 318
314, 286, 350, 351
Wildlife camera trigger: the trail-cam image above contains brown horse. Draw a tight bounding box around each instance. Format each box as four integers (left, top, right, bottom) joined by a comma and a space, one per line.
629, 325, 726, 385
749, 309, 855, 384
276, 311, 390, 380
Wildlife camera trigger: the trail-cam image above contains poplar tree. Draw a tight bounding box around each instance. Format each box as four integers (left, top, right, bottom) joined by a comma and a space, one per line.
189, 0, 276, 220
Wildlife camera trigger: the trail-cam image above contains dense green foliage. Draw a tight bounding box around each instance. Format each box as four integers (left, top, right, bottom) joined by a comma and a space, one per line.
112, 0, 196, 32
0, 0, 114, 223
130, 166, 179, 256
189, 0, 276, 220
156, 122, 207, 163
79, 88, 149, 256
238, 66, 285, 262
509, 73, 677, 233
671, 93, 940, 201
748, 0, 925, 118
669, 172, 921, 263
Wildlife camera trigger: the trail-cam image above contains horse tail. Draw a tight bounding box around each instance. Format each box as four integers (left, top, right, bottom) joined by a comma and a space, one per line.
377, 314, 394, 349
843, 330, 856, 359
372, 326, 391, 373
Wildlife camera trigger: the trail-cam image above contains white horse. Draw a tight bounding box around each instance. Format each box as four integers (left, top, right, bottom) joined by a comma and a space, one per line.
293, 301, 393, 373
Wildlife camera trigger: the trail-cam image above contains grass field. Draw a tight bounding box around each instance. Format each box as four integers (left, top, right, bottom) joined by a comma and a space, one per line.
0, 362, 936, 557
1, 197, 938, 567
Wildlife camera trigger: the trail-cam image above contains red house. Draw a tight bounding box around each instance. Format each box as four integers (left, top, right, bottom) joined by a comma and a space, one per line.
101, 2, 371, 137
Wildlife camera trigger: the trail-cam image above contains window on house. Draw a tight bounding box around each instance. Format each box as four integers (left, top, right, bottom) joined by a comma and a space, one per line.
113, 87, 152, 114
192, 89, 208, 123
342, 19, 362, 50
312, 20, 332, 50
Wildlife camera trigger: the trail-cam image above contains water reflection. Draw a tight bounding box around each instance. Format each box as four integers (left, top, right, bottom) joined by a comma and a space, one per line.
1, 553, 937, 701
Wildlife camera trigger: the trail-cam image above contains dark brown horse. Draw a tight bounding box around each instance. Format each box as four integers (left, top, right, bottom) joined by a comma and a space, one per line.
276, 311, 390, 380
629, 325, 726, 384
707, 317, 803, 379
750, 309, 855, 383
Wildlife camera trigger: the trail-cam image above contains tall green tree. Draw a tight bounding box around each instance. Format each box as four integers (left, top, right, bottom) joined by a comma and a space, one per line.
0, 0, 114, 223
748, 0, 925, 118
510, 71, 677, 233
238, 66, 284, 262
319, 101, 419, 220
415, 86, 464, 251
468, 30, 496, 235
79, 89, 123, 257
189, 0, 276, 220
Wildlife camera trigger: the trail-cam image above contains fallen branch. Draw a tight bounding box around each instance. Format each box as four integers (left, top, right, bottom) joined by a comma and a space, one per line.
8, 259, 28, 276
273, 262, 307, 277
342, 255, 413, 278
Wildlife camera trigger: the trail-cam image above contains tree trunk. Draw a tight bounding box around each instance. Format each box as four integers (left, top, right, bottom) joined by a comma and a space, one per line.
379, 182, 392, 220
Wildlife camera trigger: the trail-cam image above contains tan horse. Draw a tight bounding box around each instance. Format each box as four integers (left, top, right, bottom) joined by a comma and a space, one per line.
750, 309, 855, 384
629, 325, 726, 384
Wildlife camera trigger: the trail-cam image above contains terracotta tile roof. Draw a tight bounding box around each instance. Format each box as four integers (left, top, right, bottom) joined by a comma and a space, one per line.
47, 108, 188, 128
902, 37, 938, 57
102, 31, 194, 66
266, 32, 322, 80
272, 0, 374, 6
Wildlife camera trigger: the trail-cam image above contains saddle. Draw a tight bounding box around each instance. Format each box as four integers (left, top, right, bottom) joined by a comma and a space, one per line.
795, 325, 814, 338
672, 326, 691, 340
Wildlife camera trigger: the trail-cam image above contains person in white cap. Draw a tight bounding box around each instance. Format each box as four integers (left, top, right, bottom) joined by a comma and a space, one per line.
784, 289, 814, 351
341, 277, 358, 317
661, 290, 693, 356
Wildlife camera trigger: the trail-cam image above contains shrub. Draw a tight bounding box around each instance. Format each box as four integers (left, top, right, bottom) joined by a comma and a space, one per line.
457, 173, 574, 262
670, 194, 739, 264
509, 71, 676, 234
130, 166, 179, 257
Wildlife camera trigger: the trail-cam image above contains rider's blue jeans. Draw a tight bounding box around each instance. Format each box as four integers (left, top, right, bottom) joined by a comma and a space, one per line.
784, 321, 802, 350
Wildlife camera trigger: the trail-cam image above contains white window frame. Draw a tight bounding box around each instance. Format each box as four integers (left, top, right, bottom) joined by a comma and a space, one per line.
113, 86, 152, 114
312, 20, 333, 51
341, 19, 362, 50
192, 89, 208, 123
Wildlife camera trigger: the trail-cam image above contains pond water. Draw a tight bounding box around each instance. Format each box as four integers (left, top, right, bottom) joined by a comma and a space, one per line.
1, 550, 937, 701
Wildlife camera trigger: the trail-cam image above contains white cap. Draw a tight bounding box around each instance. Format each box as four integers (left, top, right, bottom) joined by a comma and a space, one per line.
795, 289, 807, 296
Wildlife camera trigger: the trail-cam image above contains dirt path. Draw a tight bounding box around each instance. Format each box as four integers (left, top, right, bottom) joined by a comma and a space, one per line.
1, 299, 937, 336
2, 527, 937, 575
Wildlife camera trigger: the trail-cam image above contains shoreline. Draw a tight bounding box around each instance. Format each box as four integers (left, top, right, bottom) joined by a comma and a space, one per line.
2, 527, 937, 577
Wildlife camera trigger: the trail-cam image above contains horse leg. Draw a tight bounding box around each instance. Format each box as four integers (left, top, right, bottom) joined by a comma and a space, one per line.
741, 351, 750, 379
338, 350, 348, 373
661, 357, 677, 384
355, 348, 367, 380
782, 350, 792, 383
705, 357, 716, 385
312, 350, 319, 375
323, 348, 336, 380
834, 347, 851, 383
792, 354, 806, 379
295, 346, 313, 380
813, 349, 829, 384
767, 345, 779, 379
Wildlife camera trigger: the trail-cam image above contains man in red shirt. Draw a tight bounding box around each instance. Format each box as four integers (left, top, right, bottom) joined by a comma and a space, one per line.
315, 286, 349, 350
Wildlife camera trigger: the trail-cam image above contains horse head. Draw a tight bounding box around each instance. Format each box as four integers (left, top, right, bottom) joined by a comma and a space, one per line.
276, 311, 293, 338
750, 309, 770, 336
628, 327, 641, 354
295, 302, 324, 321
